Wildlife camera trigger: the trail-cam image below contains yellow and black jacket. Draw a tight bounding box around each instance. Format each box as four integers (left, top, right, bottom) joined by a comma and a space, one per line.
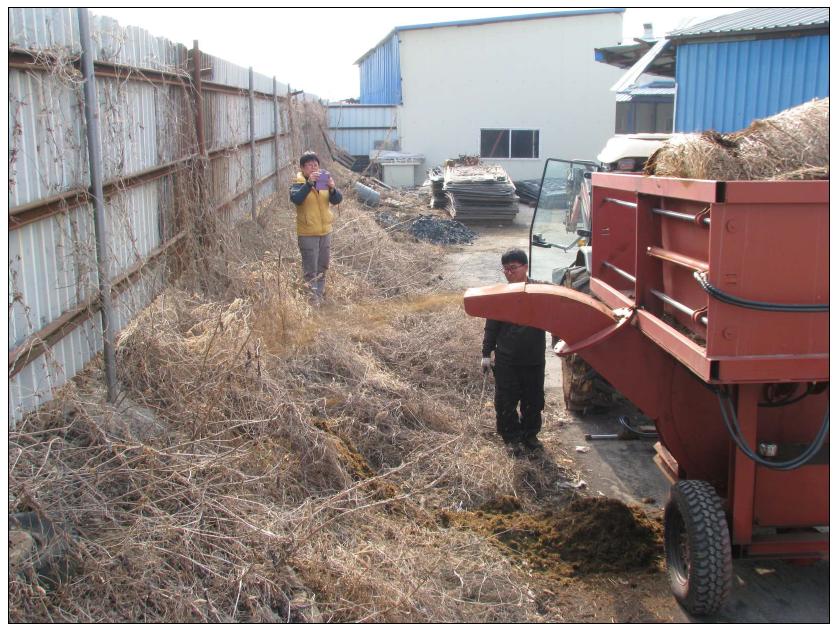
289, 172, 343, 236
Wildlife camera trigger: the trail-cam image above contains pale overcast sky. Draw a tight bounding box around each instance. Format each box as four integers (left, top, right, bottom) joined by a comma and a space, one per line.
99, 5, 734, 101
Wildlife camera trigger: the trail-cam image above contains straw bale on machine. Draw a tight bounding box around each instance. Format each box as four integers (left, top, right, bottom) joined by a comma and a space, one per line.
644, 97, 829, 181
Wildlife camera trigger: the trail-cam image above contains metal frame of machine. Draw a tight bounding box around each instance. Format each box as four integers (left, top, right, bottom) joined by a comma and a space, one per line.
464, 172, 829, 615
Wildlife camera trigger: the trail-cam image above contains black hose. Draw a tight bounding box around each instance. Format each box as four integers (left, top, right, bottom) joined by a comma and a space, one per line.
694, 271, 828, 313
758, 384, 812, 408
617, 415, 659, 439
713, 387, 829, 470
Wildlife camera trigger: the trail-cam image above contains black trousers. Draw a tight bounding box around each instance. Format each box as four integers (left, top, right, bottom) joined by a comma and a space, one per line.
492, 362, 545, 441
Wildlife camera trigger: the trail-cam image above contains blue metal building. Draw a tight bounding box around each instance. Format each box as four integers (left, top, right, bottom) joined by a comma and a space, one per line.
596, 8, 829, 133
669, 8, 829, 132
355, 9, 626, 105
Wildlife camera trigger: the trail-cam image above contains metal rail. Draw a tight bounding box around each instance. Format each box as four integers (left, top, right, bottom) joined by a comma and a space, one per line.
651, 289, 708, 326
604, 197, 711, 226
602, 260, 636, 283
652, 207, 711, 225
9, 232, 186, 378
647, 246, 709, 272
604, 198, 637, 209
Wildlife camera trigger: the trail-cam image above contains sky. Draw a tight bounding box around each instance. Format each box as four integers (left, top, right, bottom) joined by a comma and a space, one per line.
99, 5, 735, 101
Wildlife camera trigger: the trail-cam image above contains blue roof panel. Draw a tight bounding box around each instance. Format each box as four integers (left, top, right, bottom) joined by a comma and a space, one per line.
669, 7, 829, 39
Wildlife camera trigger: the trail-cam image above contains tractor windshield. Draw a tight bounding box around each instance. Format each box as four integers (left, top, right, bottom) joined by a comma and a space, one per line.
528, 159, 597, 282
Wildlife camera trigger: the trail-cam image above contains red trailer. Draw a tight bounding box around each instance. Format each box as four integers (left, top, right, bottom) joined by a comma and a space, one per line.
464, 173, 829, 615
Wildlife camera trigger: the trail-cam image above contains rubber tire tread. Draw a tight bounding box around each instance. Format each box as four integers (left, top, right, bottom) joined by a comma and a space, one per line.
559, 268, 614, 413
561, 354, 614, 413
664, 480, 732, 616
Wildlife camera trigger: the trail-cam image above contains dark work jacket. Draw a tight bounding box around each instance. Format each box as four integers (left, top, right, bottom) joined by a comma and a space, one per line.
482, 319, 545, 366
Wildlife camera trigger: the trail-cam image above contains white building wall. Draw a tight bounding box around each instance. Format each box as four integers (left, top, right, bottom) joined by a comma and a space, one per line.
397, 13, 624, 181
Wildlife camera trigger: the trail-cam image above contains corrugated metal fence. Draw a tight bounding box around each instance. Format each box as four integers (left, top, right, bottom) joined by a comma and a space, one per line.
8, 8, 319, 425
327, 104, 398, 156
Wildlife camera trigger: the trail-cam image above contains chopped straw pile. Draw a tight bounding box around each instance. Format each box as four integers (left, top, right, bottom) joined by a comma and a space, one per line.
14, 182, 656, 623
644, 97, 829, 180
9, 177, 664, 622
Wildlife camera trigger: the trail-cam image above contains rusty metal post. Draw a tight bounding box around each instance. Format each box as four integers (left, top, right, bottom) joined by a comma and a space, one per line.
249, 66, 256, 221
77, 7, 118, 402
192, 40, 207, 158
286, 84, 296, 161
273, 76, 281, 190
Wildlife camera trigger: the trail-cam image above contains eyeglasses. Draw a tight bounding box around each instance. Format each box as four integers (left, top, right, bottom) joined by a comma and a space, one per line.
501, 264, 526, 273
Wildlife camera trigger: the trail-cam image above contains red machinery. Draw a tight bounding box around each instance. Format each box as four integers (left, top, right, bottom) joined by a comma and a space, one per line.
464, 173, 829, 615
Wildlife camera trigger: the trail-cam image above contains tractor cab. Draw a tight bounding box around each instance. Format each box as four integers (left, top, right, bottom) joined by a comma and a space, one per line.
529, 134, 670, 285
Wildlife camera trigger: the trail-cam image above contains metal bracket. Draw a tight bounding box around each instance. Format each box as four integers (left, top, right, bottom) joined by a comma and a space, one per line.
691, 305, 709, 326
694, 206, 711, 226
553, 307, 634, 357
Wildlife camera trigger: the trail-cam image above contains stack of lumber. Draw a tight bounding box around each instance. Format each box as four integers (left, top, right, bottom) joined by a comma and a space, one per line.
443, 163, 518, 222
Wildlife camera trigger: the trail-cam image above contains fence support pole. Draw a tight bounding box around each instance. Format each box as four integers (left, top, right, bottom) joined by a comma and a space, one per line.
287, 84, 296, 161
77, 7, 118, 402
249, 66, 256, 221
192, 40, 207, 158
273, 76, 281, 190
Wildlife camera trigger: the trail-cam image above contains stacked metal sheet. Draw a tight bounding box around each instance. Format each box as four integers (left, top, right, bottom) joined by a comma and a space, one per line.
443, 164, 519, 222
515, 177, 569, 208
428, 167, 448, 209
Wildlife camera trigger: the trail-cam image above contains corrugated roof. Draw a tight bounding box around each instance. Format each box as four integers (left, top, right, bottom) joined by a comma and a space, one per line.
394, 8, 623, 33
356, 8, 625, 64
616, 84, 675, 102
668, 7, 829, 39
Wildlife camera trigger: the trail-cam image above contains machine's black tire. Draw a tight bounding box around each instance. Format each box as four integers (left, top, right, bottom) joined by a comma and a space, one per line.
561, 353, 615, 413
664, 480, 732, 616
559, 267, 615, 413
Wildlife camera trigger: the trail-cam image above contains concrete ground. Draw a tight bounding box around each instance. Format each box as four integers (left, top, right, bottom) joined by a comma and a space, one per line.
439, 202, 830, 624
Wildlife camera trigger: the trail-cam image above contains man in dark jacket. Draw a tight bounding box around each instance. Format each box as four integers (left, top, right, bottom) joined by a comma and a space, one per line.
481, 248, 546, 449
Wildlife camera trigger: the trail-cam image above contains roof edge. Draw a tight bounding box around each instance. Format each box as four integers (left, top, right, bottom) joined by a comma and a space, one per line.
394, 8, 624, 34
355, 8, 625, 65
668, 22, 830, 42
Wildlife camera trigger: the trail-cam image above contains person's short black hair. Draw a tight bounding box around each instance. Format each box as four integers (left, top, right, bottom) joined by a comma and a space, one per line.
501, 248, 528, 266
299, 151, 320, 167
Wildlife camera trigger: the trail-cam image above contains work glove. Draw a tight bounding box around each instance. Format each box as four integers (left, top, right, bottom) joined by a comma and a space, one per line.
481, 357, 493, 374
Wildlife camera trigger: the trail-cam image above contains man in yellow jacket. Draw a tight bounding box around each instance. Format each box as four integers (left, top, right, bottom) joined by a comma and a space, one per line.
290, 151, 343, 306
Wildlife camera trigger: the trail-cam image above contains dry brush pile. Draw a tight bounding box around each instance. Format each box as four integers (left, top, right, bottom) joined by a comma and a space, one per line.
645, 97, 829, 180
11, 188, 612, 623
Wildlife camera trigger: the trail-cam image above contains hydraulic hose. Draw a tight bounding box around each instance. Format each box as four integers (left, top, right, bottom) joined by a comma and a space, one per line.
758, 384, 813, 408
713, 387, 829, 470
617, 415, 659, 439
694, 271, 829, 313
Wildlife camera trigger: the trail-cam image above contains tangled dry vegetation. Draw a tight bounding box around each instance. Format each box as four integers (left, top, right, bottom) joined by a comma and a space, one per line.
10, 186, 662, 623
645, 97, 829, 180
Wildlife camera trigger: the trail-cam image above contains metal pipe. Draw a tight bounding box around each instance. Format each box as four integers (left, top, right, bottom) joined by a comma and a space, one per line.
192, 41, 207, 157
652, 207, 711, 225
273, 76, 281, 190
249, 66, 257, 220
604, 198, 711, 227
602, 261, 636, 283
77, 7, 118, 402
646, 246, 709, 272
604, 198, 637, 209
651, 289, 708, 326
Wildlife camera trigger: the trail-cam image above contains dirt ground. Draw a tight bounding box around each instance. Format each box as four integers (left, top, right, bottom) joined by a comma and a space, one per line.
438, 203, 830, 624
